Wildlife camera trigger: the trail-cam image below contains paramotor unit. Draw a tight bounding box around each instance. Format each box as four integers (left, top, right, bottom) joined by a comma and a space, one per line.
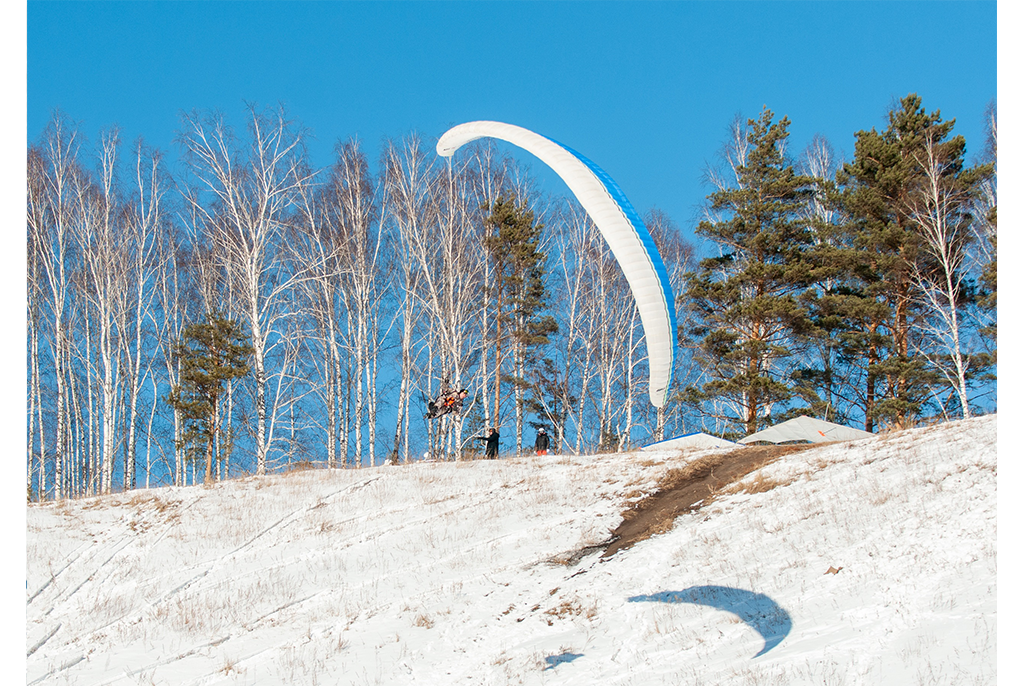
425, 388, 469, 420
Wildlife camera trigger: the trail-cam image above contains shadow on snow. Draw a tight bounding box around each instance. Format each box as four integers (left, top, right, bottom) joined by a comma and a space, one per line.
544, 651, 584, 670
628, 585, 792, 657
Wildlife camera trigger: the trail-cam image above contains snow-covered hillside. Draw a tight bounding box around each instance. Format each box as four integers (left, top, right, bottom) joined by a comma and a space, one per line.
26, 415, 996, 685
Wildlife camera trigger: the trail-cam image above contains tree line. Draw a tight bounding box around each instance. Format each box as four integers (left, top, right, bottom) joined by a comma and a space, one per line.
683, 96, 996, 437
26, 93, 996, 500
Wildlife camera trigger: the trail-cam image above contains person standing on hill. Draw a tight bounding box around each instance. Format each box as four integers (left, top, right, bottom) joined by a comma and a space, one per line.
535, 427, 550, 456
476, 427, 500, 459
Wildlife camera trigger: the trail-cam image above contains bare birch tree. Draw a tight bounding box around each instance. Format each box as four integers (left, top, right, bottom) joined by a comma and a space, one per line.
905, 129, 984, 419
69, 128, 143, 494
291, 165, 347, 468
115, 140, 165, 490
150, 212, 188, 485
27, 146, 49, 499
27, 113, 82, 499
178, 104, 314, 475
405, 143, 486, 459
591, 243, 634, 450
322, 140, 386, 465
542, 201, 594, 453
550, 200, 635, 452
381, 135, 437, 462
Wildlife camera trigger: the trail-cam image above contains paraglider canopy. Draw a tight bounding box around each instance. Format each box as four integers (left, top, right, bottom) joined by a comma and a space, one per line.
436, 121, 677, 407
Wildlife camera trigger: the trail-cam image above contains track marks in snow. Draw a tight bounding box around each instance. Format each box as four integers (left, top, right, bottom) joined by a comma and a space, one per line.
28, 443, 853, 685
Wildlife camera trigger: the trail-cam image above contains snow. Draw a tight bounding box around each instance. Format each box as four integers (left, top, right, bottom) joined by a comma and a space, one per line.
26, 415, 996, 685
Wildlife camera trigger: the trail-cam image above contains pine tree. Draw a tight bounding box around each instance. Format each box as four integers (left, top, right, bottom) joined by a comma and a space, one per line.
793, 233, 890, 427
167, 313, 253, 483
784, 135, 865, 427
483, 194, 558, 450
836, 94, 989, 428
684, 107, 816, 436
974, 102, 996, 372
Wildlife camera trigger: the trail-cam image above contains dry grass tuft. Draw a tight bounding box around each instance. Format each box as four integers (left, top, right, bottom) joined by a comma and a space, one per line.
219, 656, 243, 676
127, 492, 180, 516
413, 613, 434, 629
724, 470, 797, 496
659, 454, 731, 489
543, 597, 598, 623
812, 455, 839, 471
870, 490, 895, 506
544, 551, 575, 566
284, 460, 319, 474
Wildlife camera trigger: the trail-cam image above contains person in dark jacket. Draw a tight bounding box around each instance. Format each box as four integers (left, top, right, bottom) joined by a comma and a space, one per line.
535, 427, 550, 455
476, 427, 499, 459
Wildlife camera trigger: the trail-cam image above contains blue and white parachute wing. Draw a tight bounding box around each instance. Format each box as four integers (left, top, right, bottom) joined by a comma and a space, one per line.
436, 121, 677, 407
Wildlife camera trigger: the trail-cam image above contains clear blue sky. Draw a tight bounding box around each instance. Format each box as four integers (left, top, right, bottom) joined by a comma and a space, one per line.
27, 0, 997, 241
